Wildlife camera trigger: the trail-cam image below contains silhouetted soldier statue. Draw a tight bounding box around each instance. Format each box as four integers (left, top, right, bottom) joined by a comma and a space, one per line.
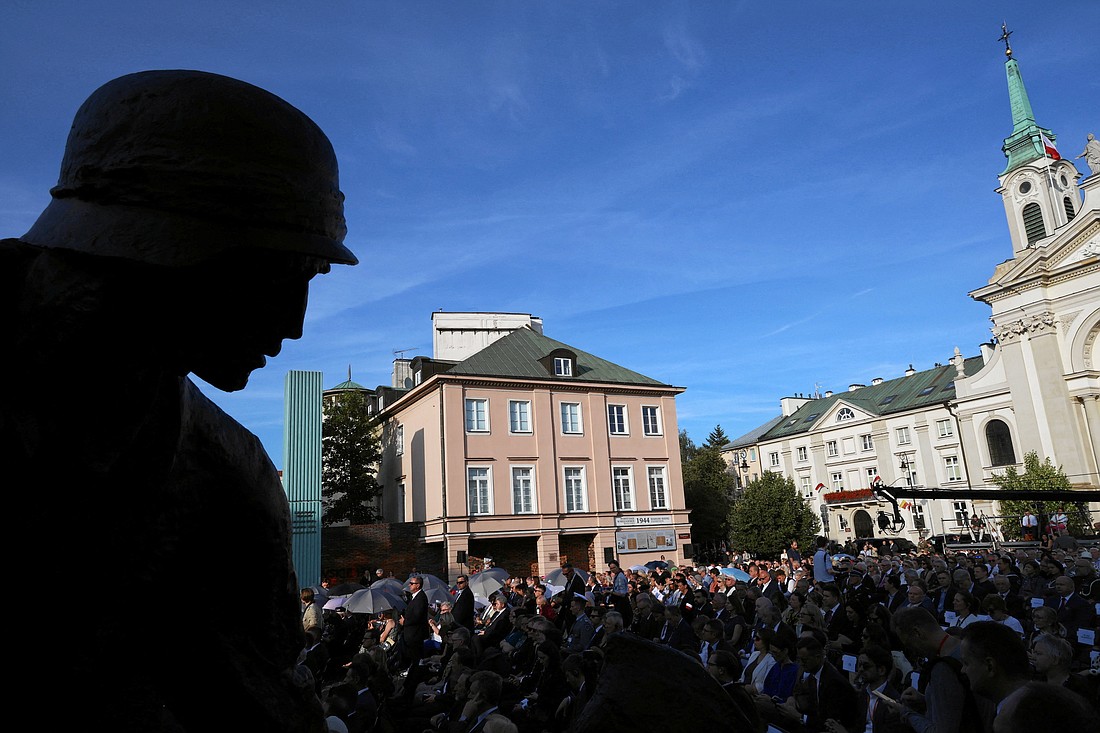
1, 71, 357, 731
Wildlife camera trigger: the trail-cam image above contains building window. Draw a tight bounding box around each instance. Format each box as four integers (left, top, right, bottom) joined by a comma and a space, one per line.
554, 357, 573, 376
509, 400, 531, 434
836, 407, 855, 422
860, 434, 873, 452
647, 466, 668, 509
936, 419, 954, 438
953, 500, 969, 526
1064, 196, 1076, 221
985, 419, 1016, 466
769, 451, 781, 467
511, 467, 535, 514
396, 424, 404, 455
826, 440, 839, 458
866, 467, 878, 485
414, 370, 422, 385
612, 466, 634, 511
896, 427, 911, 445
944, 456, 962, 482
796, 446, 808, 462
465, 398, 489, 433
642, 406, 662, 436
560, 402, 583, 434
831, 472, 844, 491
1022, 201, 1046, 244
912, 502, 926, 529
608, 404, 628, 435
467, 467, 492, 515
564, 467, 587, 512
800, 477, 812, 495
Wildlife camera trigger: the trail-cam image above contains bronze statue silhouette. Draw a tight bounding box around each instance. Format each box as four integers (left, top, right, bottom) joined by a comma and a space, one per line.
2, 70, 356, 731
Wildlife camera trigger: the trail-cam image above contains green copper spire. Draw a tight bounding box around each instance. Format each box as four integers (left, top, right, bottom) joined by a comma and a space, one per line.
998, 25, 1055, 174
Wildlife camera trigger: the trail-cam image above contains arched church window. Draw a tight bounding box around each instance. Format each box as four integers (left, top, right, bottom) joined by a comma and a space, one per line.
1063, 197, 1076, 221
985, 419, 1016, 467
1022, 202, 1046, 244
836, 407, 855, 422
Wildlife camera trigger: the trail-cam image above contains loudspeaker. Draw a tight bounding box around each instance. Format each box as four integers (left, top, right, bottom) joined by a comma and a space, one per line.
682, 543, 693, 558
456, 550, 467, 564
603, 547, 616, 564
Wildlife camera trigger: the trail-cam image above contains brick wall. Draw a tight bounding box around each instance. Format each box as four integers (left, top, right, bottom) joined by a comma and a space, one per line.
468, 537, 539, 579
321, 522, 444, 583
558, 533, 595, 572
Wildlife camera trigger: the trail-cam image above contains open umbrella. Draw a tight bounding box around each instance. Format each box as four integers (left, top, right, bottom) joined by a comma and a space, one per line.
370, 577, 406, 596
323, 594, 352, 611
644, 560, 669, 570
404, 574, 449, 593
419, 586, 454, 606
476, 567, 511, 582
345, 587, 407, 615
544, 567, 589, 586
719, 567, 751, 582
543, 583, 565, 598
466, 572, 505, 598
628, 564, 648, 573
329, 582, 365, 596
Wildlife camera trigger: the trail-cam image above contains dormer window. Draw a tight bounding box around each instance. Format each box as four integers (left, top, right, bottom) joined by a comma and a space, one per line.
554, 357, 573, 376
836, 408, 855, 422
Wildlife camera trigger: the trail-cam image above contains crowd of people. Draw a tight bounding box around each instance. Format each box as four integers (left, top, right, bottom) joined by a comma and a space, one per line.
301, 538, 1100, 733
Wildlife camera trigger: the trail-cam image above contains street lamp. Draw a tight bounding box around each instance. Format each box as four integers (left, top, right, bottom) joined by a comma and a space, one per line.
737, 450, 749, 495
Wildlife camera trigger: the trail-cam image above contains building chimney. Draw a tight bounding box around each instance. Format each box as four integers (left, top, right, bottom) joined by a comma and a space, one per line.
904, 364, 916, 377
848, 384, 865, 392
824, 390, 833, 398
871, 377, 883, 386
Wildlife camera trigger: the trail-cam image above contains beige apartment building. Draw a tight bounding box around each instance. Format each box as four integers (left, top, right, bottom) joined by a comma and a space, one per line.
371, 314, 691, 579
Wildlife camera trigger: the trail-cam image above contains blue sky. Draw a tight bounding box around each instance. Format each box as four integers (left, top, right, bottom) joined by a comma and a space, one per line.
4, 2, 1096, 468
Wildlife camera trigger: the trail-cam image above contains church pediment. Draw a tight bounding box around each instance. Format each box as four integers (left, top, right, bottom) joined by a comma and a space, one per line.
817, 399, 876, 426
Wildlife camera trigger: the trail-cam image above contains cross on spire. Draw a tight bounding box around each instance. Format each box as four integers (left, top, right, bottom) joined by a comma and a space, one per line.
999, 22, 1013, 58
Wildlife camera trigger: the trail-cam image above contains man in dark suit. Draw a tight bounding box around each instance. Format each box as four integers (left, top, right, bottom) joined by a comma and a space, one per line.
401, 575, 431, 672
1046, 575, 1097, 667
762, 635, 859, 732
883, 573, 906, 613
819, 583, 855, 649
474, 595, 513, 658
452, 575, 476, 631
854, 644, 908, 733
758, 568, 788, 612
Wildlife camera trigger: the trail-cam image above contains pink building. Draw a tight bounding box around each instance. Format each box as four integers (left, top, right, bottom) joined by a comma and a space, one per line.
375, 322, 691, 578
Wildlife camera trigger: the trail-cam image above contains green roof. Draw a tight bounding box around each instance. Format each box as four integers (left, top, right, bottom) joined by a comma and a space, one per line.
328, 379, 367, 391
761, 357, 984, 441
445, 327, 670, 387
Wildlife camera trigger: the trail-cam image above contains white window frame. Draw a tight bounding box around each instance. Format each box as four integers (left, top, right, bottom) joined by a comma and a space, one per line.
836, 407, 855, 422
467, 466, 493, 515
642, 405, 662, 436
554, 357, 573, 376
860, 434, 873, 452
465, 398, 489, 433
560, 402, 583, 435
511, 465, 536, 514
826, 440, 839, 458
612, 465, 635, 511
796, 446, 808, 462
769, 451, 781, 467
865, 467, 878, 485
944, 455, 962, 482
395, 424, 404, 455
831, 472, 844, 491
607, 404, 629, 436
800, 476, 812, 495
647, 465, 668, 509
509, 400, 532, 434
936, 419, 954, 438
896, 426, 911, 445
563, 466, 588, 513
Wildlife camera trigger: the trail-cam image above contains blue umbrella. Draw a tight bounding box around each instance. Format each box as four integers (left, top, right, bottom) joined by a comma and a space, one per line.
644, 560, 669, 570
719, 567, 751, 582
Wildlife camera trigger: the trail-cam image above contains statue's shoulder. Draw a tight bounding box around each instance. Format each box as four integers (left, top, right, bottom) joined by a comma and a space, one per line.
178, 377, 279, 482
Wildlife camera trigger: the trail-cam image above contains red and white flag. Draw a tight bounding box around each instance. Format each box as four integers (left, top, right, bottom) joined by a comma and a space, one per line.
814, 482, 826, 493
1041, 133, 1060, 160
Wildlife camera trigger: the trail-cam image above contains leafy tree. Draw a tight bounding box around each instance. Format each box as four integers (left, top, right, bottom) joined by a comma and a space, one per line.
729, 471, 820, 558
681, 442, 734, 544
705, 424, 731, 450
993, 451, 1087, 539
679, 428, 698, 464
321, 389, 382, 524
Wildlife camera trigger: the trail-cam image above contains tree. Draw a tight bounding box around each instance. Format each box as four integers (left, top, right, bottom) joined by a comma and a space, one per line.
679, 428, 698, 464
993, 451, 1087, 539
729, 471, 820, 558
321, 390, 383, 524
705, 424, 731, 450
681, 442, 735, 544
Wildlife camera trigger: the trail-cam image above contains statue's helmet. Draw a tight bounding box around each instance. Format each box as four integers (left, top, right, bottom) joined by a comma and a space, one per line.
20, 70, 356, 266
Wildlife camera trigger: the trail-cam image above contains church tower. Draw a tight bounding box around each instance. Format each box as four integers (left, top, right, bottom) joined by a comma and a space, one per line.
995, 28, 1082, 257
